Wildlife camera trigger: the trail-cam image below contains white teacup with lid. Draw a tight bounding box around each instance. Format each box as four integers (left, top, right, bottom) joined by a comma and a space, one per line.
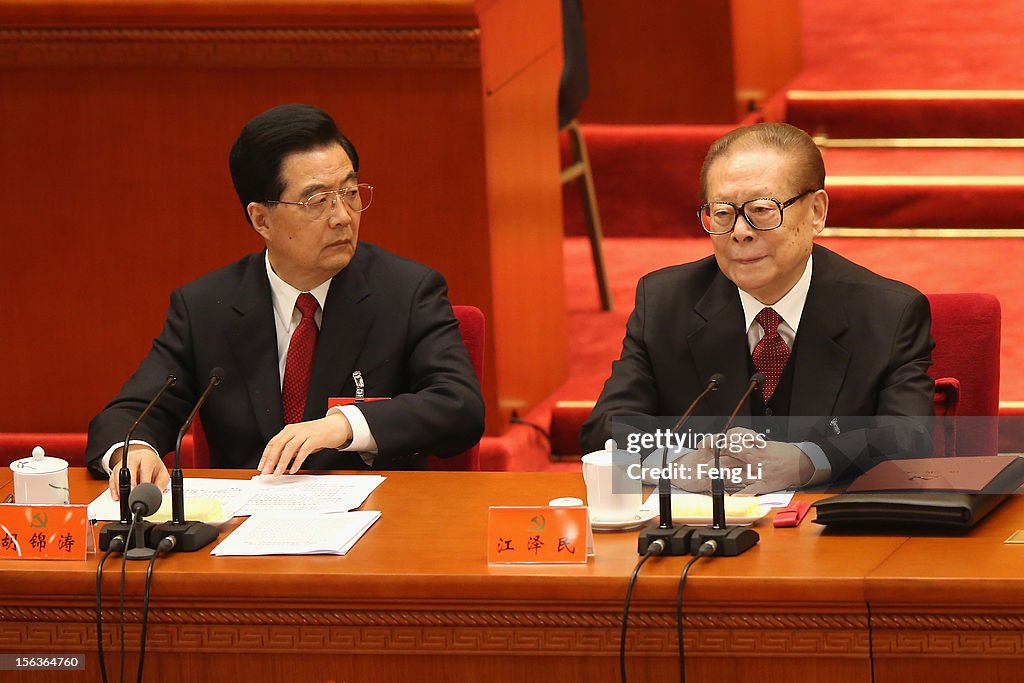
581, 439, 642, 523
10, 446, 70, 505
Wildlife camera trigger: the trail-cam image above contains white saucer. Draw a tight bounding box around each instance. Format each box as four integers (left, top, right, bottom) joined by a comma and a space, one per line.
590, 508, 657, 532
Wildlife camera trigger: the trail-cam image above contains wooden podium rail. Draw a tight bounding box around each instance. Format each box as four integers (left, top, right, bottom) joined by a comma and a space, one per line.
4, 469, 1024, 681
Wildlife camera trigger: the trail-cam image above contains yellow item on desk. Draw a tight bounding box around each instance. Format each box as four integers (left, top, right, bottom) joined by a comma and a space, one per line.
149, 498, 228, 525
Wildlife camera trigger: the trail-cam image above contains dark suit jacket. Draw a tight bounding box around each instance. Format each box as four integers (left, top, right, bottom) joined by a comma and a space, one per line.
86, 242, 484, 477
581, 244, 935, 481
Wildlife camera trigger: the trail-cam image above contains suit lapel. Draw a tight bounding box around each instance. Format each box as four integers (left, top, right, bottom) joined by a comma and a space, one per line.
226, 254, 283, 443
305, 251, 373, 420
689, 272, 753, 417
790, 251, 851, 416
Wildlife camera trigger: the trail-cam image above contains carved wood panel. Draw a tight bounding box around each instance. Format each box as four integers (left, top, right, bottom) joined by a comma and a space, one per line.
0, 28, 480, 68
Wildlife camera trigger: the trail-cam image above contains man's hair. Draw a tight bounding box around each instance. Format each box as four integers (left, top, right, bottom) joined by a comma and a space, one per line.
699, 122, 825, 198
229, 104, 360, 225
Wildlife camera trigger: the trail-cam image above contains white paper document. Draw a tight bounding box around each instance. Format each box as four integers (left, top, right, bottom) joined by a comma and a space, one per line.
756, 491, 796, 508
641, 490, 794, 510
87, 478, 255, 523
210, 511, 381, 556
235, 474, 385, 515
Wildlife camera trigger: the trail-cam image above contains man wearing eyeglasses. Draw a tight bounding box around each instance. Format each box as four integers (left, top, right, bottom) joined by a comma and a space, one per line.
86, 104, 484, 496
581, 122, 934, 492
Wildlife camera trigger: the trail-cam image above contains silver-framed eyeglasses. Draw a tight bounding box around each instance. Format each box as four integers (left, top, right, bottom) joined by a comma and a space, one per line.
264, 183, 374, 220
698, 188, 817, 235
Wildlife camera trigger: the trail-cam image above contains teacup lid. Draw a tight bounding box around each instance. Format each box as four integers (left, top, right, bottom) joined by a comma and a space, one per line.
582, 438, 632, 464
549, 497, 585, 507
10, 446, 68, 475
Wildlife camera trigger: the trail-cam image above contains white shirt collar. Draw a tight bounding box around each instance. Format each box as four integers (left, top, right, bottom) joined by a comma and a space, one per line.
738, 253, 813, 341
264, 252, 332, 331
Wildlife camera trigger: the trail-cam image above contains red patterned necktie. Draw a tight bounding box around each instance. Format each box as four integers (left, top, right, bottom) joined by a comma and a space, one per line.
282, 293, 320, 424
752, 307, 791, 402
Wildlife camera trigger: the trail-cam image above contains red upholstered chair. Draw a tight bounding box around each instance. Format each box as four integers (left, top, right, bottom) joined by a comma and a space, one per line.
428, 305, 485, 471
551, 401, 596, 457
927, 293, 1001, 456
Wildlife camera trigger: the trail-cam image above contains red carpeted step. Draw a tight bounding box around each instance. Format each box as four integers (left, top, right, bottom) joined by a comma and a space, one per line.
796, 1, 1024, 92
827, 181, 1024, 230
561, 124, 734, 239
824, 147, 1024, 229
823, 148, 1024, 176
564, 125, 1024, 235
786, 91, 1024, 139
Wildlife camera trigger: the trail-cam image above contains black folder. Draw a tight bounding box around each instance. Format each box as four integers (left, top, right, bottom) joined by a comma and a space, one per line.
812, 455, 1024, 530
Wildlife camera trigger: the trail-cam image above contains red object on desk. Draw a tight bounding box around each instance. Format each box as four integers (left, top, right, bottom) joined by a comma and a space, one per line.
774, 500, 812, 527
327, 397, 390, 409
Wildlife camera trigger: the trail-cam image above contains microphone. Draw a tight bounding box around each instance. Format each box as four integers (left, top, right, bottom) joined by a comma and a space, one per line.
124, 483, 164, 561
130, 482, 163, 516
151, 367, 224, 552
99, 372, 176, 552
688, 373, 764, 557
638, 373, 724, 556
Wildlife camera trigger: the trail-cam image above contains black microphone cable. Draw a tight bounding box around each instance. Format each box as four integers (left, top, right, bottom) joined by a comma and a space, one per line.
116, 482, 163, 683
509, 410, 552, 448
675, 539, 717, 683
95, 534, 126, 683
137, 536, 176, 683
118, 516, 137, 683
619, 538, 666, 683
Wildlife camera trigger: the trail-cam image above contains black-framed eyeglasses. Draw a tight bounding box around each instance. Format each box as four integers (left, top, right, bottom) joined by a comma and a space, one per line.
698, 188, 818, 235
263, 183, 374, 221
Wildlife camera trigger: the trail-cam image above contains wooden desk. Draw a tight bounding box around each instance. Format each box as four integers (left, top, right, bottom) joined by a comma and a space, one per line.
866, 497, 1024, 683
2, 470, 1022, 682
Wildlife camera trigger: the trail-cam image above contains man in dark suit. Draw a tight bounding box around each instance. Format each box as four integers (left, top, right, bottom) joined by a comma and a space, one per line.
87, 104, 484, 497
581, 122, 933, 492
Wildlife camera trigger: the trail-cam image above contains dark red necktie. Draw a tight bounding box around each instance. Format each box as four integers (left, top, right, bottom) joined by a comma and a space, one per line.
751, 307, 791, 402
282, 293, 319, 424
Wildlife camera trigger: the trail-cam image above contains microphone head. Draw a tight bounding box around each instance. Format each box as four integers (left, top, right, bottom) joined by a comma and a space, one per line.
166, 372, 178, 386
209, 367, 225, 385
129, 482, 163, 517
750, 372, 765, 389
708, 373, 725, 390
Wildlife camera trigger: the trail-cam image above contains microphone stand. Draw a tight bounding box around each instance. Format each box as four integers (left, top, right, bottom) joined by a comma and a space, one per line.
688, 374, 764, 557
637, 374, 723, 556
124, 483, 165, 561
99, 373, 176, 551
151, 369, 223, 552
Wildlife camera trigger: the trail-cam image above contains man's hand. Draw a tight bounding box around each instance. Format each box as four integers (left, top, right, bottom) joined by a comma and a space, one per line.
259, 411, 354, 476
670, 443, 744, 493
108, 444, 169, 500
668, 427, 813, 494
719, 427, 814, 495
